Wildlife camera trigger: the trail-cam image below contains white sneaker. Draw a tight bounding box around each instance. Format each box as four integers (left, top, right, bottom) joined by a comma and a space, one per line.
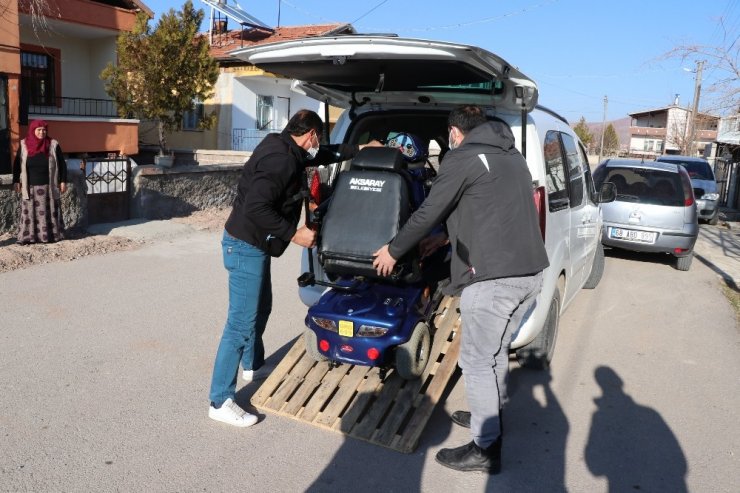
242, 365, 273, 382
208, 398, 258, 428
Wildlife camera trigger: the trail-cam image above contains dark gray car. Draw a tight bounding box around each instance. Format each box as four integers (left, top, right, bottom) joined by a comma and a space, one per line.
593, 159, 699, 271
655, 155, 719, 224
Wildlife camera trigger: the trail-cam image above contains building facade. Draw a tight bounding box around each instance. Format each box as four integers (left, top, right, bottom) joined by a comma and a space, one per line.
157, 22, 355, 153
0, 0, 151, 175
629, 104, 718, 159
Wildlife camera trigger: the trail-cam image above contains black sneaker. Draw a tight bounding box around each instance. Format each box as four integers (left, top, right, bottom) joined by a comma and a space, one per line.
451, 410, 471, 428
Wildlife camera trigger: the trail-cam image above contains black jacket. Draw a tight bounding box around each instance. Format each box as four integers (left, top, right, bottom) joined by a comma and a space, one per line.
388, 121, 549, 294
225, 131, 357, 257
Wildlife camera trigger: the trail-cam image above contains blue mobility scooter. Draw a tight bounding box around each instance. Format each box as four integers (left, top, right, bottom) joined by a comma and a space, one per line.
298, 134, 448, 380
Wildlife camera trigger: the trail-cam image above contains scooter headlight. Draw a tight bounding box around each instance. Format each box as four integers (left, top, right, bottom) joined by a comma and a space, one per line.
311, 317, 337, 332
701, 192, 719, 201
357, 325, 389, 337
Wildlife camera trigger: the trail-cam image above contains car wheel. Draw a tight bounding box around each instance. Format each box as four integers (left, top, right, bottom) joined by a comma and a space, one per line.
708, 210, 719, 225
303, 329, 327, 362
583, 243, 605, 289
516, 286, 561, 370
395, 321, 431, 380
675, 252, 693, 271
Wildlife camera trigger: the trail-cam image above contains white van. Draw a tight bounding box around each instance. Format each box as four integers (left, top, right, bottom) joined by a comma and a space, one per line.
233, 36, 607, 368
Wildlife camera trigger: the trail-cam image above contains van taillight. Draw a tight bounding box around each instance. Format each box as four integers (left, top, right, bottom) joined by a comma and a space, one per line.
533, 186, 546, 240
678, 168, 694, 206
310, 171, 321, 205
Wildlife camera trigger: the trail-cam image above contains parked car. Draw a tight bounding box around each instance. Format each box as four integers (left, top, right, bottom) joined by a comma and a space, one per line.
593, 158, 698, 271
656, 155, 719, 224
233, 35, 612, 369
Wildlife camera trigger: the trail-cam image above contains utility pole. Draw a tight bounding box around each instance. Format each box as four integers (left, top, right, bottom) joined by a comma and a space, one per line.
687, 60, 704, 156
598, 95, 608, 164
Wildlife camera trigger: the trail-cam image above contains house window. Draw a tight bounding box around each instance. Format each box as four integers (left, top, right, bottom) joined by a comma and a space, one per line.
256, 95, 274, 130
644, 140, 654, 152
21, 50, 56, 106
183, 99, 204, 130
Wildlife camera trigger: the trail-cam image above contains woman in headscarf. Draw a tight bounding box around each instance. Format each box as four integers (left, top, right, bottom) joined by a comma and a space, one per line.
12, 119, 67, 244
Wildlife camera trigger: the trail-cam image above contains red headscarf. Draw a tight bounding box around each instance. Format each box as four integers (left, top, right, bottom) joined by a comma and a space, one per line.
26, 119, 51, 158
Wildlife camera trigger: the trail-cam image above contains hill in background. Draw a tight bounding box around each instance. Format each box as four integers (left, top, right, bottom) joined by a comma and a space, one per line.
578, 117, 632, 151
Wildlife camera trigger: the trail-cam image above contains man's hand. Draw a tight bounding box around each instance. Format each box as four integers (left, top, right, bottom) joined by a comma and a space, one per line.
372, 244, 397, 277
59, 182, 67, 194
359, 140, 383, 150
13, 183, 21, 194
419, 232, 449, 258
291, 226, 317, 248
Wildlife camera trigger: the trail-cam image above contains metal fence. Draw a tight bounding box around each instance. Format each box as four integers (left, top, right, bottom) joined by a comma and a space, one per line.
232, 128, 279, 152
26, 96, 119, 118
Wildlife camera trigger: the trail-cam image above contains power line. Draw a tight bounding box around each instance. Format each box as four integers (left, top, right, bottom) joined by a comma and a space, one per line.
351, 0, 389, 25
358, 0, 558, 33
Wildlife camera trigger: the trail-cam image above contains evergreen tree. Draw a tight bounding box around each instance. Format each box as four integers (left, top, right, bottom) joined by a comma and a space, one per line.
101, 1, 219, 155
573, 116, 593, 146
602, 123, 620, 155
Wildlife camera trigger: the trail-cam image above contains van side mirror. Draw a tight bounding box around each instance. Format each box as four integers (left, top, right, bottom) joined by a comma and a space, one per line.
599, 182, 617, 203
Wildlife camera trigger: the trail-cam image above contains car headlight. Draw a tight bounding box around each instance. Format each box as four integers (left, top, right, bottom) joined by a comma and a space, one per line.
701, 193, 719, 201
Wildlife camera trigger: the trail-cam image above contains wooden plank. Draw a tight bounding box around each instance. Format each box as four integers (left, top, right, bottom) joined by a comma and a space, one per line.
299, 364, 352, 423
350, 374, 405, 440
395, 318, 461, 453
314, 365, 371, 428
251, 336, 306, 405
264, 354, 316, 411
282, 360, 331, 416
332, 368, 384, 434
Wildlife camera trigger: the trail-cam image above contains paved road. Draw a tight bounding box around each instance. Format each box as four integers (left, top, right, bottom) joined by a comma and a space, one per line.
1, 225, 739, 492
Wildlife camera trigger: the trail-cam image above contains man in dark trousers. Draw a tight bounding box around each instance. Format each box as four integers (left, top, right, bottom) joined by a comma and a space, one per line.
373, 105, 549, 472
209, 109, 379, 427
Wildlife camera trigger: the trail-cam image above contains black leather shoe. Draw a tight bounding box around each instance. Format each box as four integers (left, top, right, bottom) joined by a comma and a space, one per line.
435, 440, 502, 474
451, 410, 471, 428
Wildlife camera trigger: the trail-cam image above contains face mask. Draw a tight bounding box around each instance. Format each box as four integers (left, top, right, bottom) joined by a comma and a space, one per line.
448, 129, 459, 150
306, 132, 320, 160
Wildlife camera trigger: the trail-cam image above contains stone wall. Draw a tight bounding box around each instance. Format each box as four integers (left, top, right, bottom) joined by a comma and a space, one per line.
0, 168, 87, 234
130, 164, 242, 219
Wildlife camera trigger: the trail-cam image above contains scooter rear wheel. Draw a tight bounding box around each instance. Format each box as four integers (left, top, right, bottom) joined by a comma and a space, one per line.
304, 329, 328, 362
395, 321, 431, 380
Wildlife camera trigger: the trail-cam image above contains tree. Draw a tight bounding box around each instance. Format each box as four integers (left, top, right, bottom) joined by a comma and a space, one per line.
660, 17, 739, 115
601, 124, 620, 156
101, 1, 219, 156
573, 116, 593, 147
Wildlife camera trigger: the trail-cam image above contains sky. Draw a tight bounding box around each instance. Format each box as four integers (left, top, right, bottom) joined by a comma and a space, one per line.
142, 0, 739, 124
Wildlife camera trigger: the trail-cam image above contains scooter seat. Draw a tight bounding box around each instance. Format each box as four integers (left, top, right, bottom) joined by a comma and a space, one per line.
320, 147, 412, 279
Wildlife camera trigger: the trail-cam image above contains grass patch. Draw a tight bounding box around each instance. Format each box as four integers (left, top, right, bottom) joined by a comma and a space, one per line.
720, 284, 740, 323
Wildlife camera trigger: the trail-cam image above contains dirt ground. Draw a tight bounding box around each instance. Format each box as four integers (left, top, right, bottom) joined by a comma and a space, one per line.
0, 208, 229, 274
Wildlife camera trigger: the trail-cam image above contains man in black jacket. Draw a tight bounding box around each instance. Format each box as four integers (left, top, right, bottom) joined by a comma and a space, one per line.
209, 109, 378, 427
373, 105, 549, 472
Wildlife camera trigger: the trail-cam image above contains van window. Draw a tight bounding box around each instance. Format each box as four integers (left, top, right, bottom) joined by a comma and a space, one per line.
561, 133, 584, 207
544, 131, 569, 211
578, 143, 597, 203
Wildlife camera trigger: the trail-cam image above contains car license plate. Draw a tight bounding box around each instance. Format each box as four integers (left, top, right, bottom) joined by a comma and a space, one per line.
609, 227, 657, 244
338, 320, 353, 338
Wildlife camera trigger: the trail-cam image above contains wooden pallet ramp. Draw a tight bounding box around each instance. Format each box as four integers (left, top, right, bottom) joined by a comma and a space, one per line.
251, 296, 461, 453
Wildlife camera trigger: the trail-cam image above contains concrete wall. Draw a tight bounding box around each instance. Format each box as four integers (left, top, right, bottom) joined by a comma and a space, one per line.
0, 167, 87, 234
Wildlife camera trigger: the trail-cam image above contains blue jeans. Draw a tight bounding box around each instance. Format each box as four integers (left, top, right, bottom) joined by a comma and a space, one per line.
458, 272, 543, 448
209, 231, 272, 407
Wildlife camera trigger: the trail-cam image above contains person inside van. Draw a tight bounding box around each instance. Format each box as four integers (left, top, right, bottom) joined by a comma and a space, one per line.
372, 105, 549, 474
